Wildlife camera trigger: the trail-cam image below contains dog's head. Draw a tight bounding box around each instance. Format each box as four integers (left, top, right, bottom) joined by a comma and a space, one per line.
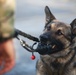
39, 6, 76, 56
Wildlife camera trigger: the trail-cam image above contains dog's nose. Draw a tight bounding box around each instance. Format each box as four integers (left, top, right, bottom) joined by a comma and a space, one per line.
40, 35, 48, 42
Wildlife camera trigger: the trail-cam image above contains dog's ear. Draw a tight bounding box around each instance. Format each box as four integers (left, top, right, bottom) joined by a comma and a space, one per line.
70, 19, 76, 35
45, 6, 56, 25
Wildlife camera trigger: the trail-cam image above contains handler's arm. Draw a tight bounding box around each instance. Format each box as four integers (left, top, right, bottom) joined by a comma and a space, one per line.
0, 39, 15, 74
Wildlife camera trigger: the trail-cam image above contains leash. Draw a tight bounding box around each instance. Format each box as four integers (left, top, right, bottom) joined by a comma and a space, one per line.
15, 29, 39, 42
15, 29, 39, 60
15, 29, 72, 60
16, 36, 37, 60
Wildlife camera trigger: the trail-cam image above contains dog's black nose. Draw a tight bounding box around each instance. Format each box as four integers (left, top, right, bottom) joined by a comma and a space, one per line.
40, 35, 48, 42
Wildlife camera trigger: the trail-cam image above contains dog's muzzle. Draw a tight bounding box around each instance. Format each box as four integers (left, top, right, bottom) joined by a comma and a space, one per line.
36, 34, 63, 55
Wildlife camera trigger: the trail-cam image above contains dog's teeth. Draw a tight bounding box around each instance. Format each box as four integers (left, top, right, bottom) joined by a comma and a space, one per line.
52, 45, 56, 49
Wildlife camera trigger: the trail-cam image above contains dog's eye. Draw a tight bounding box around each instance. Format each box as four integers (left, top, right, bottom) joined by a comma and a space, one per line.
47, 26, 51, 31
56, 29, 63, 35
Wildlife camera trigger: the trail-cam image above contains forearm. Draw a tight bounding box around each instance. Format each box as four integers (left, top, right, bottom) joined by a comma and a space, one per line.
0, 39, 15, 74
0, 58, 3, 66
0, 60, 15, 74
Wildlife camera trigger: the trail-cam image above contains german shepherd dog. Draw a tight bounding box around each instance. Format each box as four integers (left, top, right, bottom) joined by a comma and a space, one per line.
36, 6, 76, 75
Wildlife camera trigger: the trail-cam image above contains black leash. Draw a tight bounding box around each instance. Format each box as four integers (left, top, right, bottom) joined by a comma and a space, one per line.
15, 29, 39, 42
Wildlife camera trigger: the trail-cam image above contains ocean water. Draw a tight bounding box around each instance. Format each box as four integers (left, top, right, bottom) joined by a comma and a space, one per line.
5, 0, 76, 75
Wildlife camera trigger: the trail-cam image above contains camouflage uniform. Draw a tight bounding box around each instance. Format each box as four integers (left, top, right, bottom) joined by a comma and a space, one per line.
0, 0, 15, 41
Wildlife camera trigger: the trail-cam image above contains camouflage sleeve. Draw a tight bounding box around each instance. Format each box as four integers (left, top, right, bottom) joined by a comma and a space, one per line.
0, 0, 15, 38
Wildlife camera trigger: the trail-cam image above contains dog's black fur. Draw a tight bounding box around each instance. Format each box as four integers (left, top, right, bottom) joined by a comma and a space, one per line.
36, 6, 76, 75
